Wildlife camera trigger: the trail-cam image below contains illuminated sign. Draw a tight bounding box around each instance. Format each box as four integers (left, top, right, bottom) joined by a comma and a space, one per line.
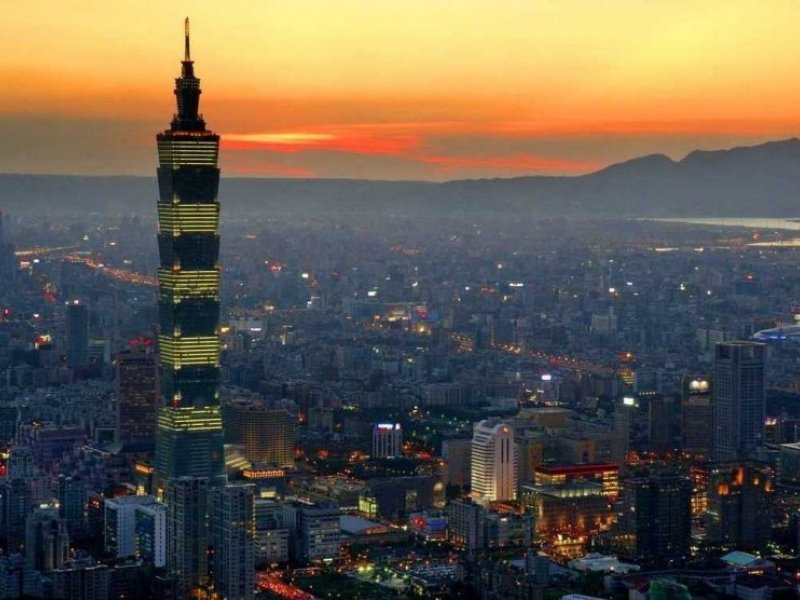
688, 379, 710, 394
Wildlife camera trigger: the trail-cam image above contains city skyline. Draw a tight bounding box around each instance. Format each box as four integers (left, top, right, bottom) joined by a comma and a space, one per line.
3, 1, 800, 179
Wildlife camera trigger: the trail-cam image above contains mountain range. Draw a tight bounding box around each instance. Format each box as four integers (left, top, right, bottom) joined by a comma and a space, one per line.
2, 138, 799, 220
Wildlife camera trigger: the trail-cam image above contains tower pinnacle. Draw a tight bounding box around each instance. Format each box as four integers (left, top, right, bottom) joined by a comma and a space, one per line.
172, 17, 204, 131
184, 17, 191, 62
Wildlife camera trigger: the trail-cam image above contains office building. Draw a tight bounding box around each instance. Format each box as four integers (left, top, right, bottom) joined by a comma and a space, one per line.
648, 394, 678, 451
682, 376, 712, 452
617, 473, 691, 567
66, 300, 89, 369
166, 477, 210, 595
210, 485, 255, 600
372, 423, 402, 458
706, 462, 773, 551
116, 348, 158, 442
712, 342, 766, 462
154, 18, 225, 486
441, 437, 472, 488
471, 419, 517, 505
135, 502, 167, 568
0, 478, 31, 552
254, 497, 290, 565
222, 400, 295, 467
58, 476, 86, 535
104, 495, 157, 559
285, 502, 341, 564
447, 499, 485, 550
25, 508, 69, 573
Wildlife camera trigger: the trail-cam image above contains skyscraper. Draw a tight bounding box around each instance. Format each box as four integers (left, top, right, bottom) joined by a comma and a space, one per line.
617, 473, 691, 567
706, 462, 773, 552
65, 300, 89, 370
712, 341, 766, 462
166, 477, 210, 594
154, 18, 225, 487
116, 348, 158, 443
471, 419, 517, 506
682, 375, 712, 453
210, 485, 255, 600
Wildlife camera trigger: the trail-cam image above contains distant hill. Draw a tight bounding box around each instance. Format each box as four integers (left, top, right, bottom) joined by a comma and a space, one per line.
2, 138, 799, 220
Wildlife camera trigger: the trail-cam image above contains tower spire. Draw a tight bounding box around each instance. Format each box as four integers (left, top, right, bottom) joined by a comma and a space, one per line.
184, 17, 191, 62
172, 17, 204, 131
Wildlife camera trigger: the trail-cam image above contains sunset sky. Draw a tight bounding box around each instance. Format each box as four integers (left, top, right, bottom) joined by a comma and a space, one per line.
3, 0, 800, 179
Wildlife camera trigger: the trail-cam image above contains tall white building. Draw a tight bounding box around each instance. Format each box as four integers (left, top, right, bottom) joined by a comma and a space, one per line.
372, 423, 402, 459
470, 420, 517, 506
104, 495, 159, 559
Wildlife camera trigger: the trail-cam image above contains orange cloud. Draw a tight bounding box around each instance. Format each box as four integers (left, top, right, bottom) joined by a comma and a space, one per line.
222, 129, 420, 156
221, 126, 604, 177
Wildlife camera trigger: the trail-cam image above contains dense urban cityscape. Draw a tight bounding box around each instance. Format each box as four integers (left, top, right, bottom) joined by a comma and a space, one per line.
5, 9, 800, 600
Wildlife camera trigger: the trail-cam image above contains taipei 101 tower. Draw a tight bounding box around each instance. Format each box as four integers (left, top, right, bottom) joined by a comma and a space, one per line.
154, 18, 225, 488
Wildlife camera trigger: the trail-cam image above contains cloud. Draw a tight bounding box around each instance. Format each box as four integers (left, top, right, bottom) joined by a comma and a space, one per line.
222, 129, 420, 156
221, 124, 605, 177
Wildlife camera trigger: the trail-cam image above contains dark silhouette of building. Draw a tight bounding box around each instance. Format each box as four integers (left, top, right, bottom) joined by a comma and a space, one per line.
154, 18, 225, 486
210, 485, 255, 599
618, 473, 691, 567
706, 462, 773, 552
166, 476, 210, 595
682, 376, 712, 453
712, 342, 766, 462
116, 348, 158, 443
65, 300, 89, 370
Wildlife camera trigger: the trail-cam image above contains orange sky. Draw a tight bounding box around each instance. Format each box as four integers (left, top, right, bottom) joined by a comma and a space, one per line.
2, 1, 800, 179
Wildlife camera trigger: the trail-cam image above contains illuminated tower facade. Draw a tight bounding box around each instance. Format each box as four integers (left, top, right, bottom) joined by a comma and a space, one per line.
471, 419, 517, 506
155, 19, 225, 487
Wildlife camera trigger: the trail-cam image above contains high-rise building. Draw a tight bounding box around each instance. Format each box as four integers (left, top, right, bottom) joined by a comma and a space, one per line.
682, 376, 712, 453
706, 462, 773, 551
222, 401, 295, 467
57, 476, 86, 536
116, 348, 158, 443
648, 394, 678, 451
135, 502, 167, 568
372, 423, 402, 459
210, 485, 255, 600
617, 473, 691, 567
447, 499, 486, 550
0, 479, 30, 552
441, 437, 472, 488
712, 342, 766, 462
25, 508, 69, 573
471, 419, 517, 506
154, 18, 225, 486
166, 477, 210, 595
104, 495, 158, 559
65, 300, 89, 370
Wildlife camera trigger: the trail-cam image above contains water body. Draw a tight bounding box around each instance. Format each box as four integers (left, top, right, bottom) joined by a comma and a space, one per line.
647, 217, 800, 231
